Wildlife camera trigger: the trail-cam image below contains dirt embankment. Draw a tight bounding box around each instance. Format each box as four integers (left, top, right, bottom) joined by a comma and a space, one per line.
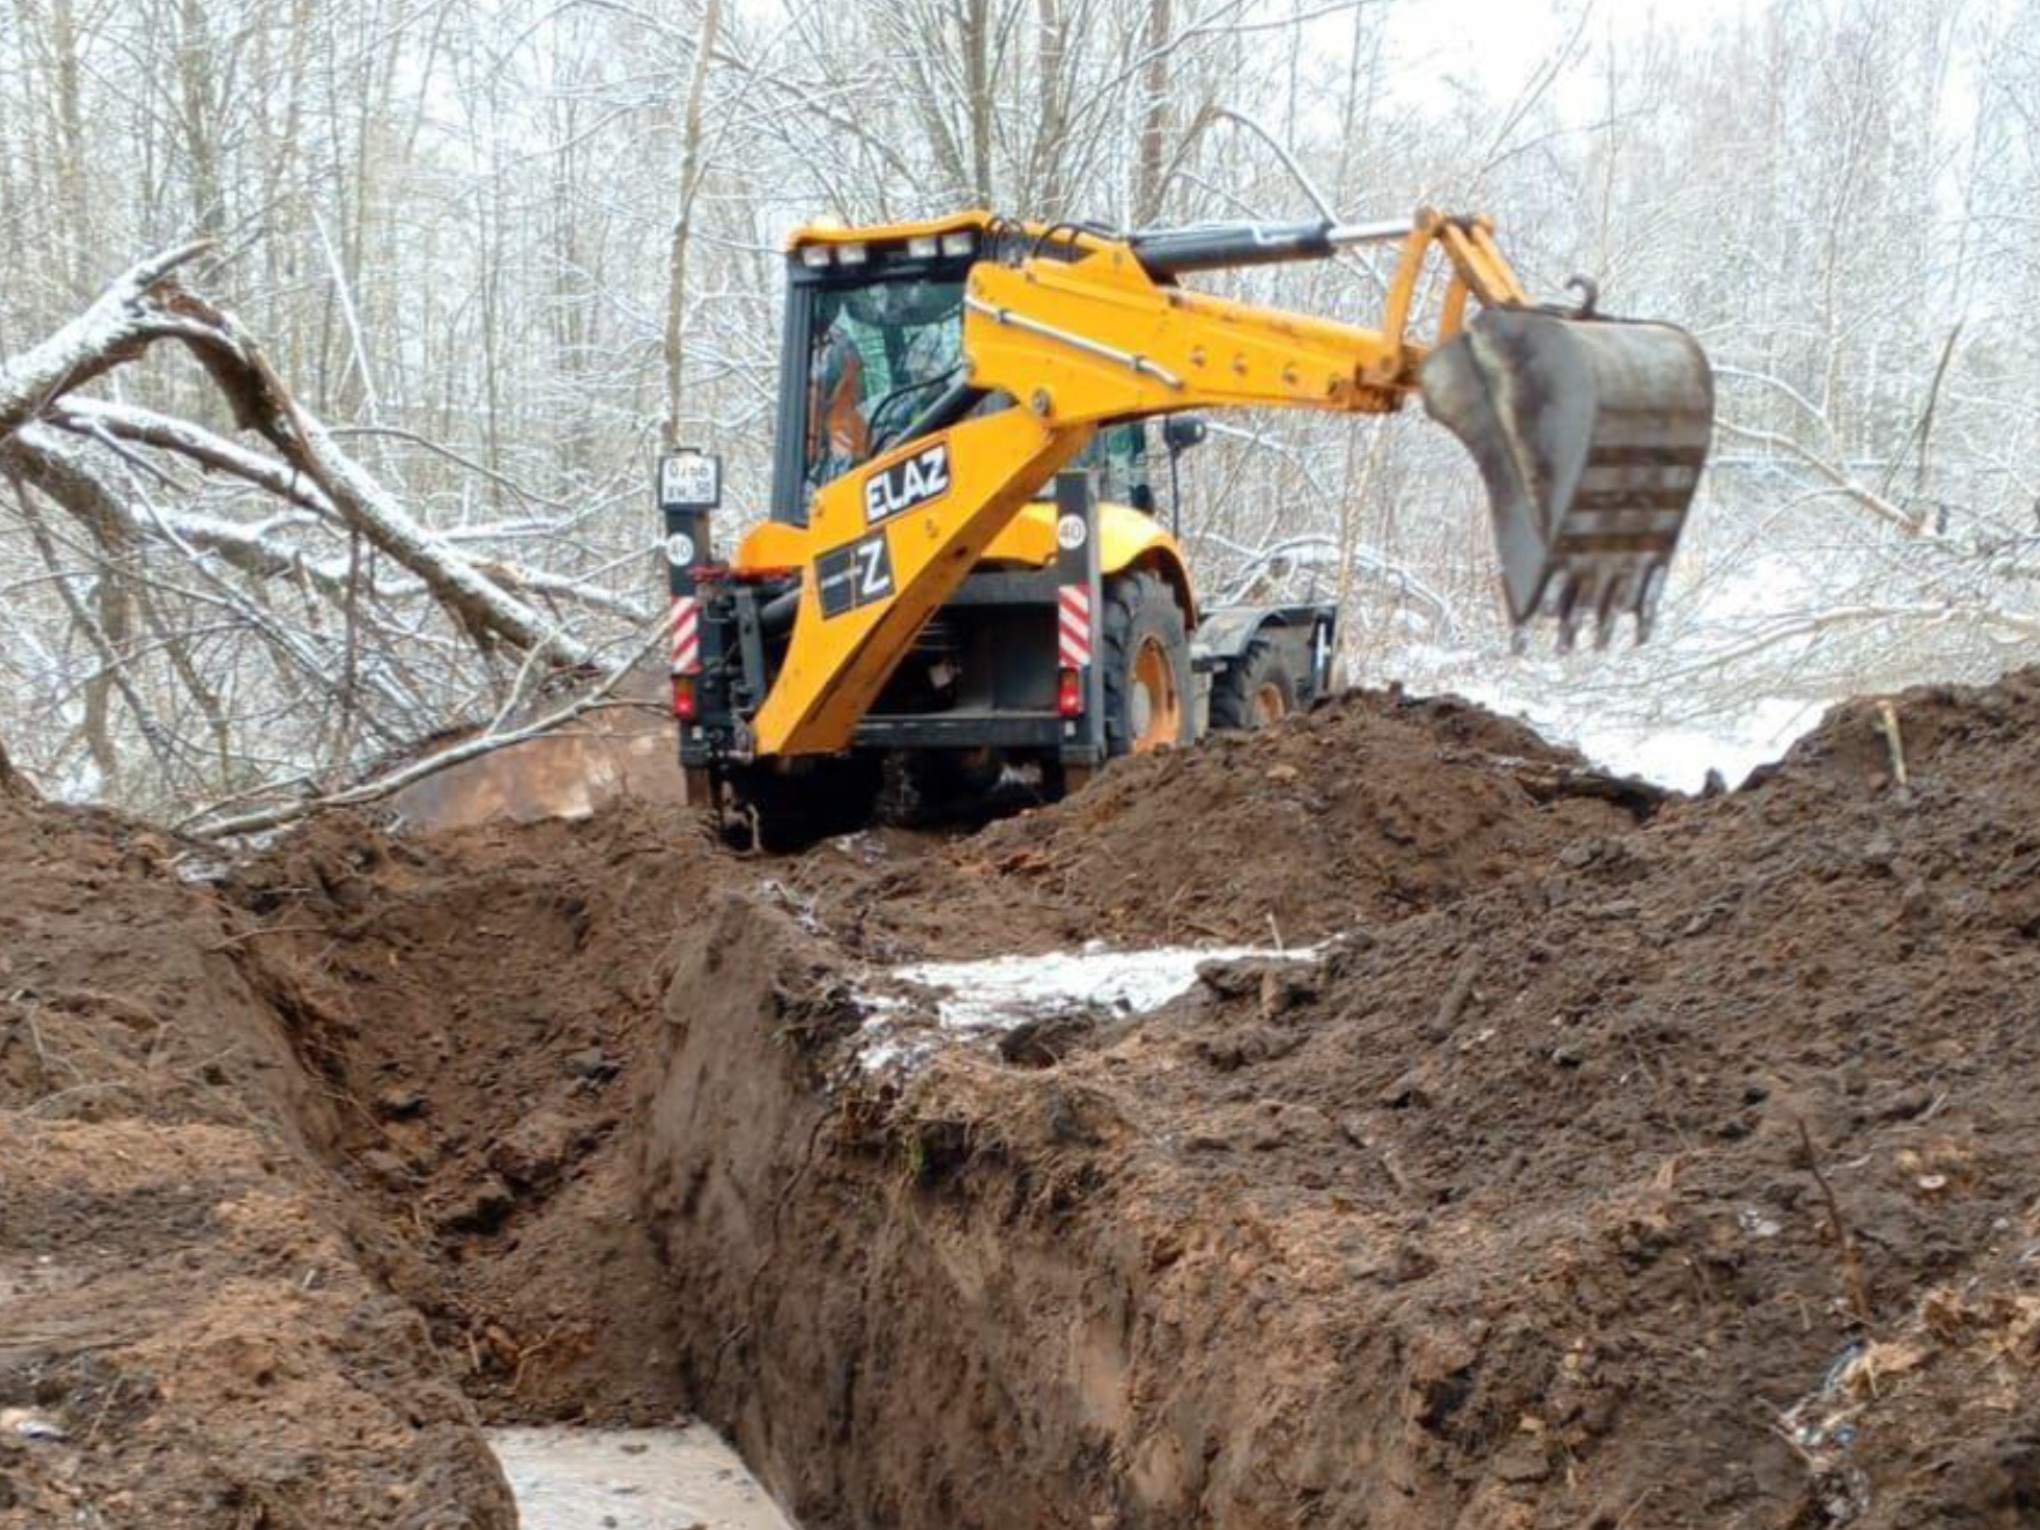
0, 792, 512, 1528
221, 808, 729, 1427
640, 675, 2040, 1530
5, 675, 2039, 1529
780, 688, 1656, 957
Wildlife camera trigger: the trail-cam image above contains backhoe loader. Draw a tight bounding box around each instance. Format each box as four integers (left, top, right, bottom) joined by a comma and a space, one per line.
657, 208, 1713, 846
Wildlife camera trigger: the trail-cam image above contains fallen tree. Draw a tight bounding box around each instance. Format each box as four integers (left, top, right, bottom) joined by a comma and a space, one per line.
0, 246, 654, 816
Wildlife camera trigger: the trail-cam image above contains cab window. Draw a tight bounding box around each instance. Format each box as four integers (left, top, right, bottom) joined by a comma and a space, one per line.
1073, 423, 1154, 513
805, 277, 966, 500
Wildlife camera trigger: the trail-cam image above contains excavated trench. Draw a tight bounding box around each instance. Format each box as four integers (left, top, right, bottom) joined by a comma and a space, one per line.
6, 681, 2040, 1529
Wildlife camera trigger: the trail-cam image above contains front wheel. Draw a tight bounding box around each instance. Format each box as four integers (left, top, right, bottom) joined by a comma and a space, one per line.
1208, 637, 1298, 731
1100, 569, 1195, 756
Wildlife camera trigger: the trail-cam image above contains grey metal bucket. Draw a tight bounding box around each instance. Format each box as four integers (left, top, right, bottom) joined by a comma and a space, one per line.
1421, 308, 1714, 645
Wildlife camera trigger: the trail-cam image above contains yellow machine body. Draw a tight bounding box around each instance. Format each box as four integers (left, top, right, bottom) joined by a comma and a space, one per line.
671, 204, 1712, 830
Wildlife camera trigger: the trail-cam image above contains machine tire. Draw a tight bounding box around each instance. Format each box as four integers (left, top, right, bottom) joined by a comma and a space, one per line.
1208, 637, 1299, 731
1100, 569, 1196, 756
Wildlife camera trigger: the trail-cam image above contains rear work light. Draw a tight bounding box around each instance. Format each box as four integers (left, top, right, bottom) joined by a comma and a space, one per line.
1056, 666, 1083, 718
835, 241, 869, 266
940, 231, 976, 258
672, 674, 698, 721
798, 245, 831, 269
906, 235, 939, 258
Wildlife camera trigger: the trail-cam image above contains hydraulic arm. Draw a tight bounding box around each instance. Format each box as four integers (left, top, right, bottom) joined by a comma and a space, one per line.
745, 209, 1712, 760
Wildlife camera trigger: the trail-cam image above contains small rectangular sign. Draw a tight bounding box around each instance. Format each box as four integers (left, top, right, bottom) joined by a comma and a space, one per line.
863, 441, 950, 525
659, 449, 722, 512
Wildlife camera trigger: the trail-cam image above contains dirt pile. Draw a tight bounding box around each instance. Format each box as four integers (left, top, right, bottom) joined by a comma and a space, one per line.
642, 674, 2040, 1530
0, 792, 513, 1529
5, 675, 2039, 1530
786, 688, 1657, 957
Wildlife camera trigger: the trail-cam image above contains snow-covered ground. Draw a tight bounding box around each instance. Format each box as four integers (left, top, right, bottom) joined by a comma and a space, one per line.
491, 1425, 795, 1530
1443, 676, 1823, 792
858, 941, 1316, 1072
1555, 696, 1823, 790
894, 943, 1314, 1030
1371, 550, 1835, 792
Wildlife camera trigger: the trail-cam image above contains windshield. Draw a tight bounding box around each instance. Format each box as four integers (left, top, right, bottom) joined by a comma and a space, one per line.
805, 276, 965, 500
1074, 424, 1153, 511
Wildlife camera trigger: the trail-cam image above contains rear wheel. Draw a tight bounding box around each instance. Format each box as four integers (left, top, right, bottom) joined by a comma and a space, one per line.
1100, 570, 1195, 756
1208, 638, 1298, 731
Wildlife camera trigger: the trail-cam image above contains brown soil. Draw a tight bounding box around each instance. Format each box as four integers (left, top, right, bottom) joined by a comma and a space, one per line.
5, 677, 2039, 1529
220, 806, 721, 1426
0, 792, 513, 1529
784, 688, 1657, 957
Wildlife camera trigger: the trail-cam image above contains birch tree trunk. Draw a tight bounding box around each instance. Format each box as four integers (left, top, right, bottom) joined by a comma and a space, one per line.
663, 0, 724, 450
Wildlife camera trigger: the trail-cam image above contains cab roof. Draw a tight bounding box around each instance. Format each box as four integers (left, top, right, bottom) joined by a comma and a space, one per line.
785, 209, 996, 253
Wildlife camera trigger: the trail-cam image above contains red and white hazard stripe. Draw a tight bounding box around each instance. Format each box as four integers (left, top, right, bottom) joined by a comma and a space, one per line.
1057, 584, 1093, 669
670, 594, 701, 675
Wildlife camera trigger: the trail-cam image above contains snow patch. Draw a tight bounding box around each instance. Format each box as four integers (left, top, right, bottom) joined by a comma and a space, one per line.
897, 944, 1307, 1030
1380, 640, 1821, 793
490, 1425, 795, 1530
1563, 695, 1823, 791
857, 942, 1315, 1074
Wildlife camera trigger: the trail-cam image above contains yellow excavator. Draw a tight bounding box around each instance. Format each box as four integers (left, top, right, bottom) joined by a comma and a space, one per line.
657, 208, 1713, 846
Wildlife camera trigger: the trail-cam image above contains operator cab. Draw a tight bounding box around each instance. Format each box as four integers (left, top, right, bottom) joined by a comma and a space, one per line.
772, 213, 1161, 524
771, 216, 982, 527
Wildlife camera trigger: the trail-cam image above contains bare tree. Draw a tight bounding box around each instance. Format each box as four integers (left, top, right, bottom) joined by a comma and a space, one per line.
1, 0, 2035, 810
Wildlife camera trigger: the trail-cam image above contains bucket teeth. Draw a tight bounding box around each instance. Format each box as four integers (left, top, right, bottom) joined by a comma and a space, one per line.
1636, 560, 1669, 644
1421, 307, 1714, 646
1591, 579, 1616, 652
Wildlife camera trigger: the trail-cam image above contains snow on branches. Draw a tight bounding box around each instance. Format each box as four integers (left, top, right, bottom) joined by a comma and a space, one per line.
0, 245, 648, 813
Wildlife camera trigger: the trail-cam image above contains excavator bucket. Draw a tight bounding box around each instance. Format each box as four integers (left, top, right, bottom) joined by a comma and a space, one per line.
1421, 308, 1713, 646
